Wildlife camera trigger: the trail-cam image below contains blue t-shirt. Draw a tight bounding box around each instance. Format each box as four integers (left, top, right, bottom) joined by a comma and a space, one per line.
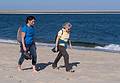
21, 25, 35, 45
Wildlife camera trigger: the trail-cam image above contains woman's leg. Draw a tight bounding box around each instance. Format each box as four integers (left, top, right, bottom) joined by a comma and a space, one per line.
52, 52, 62, 69
30, 44, 37, 72
59, 46, 70, 71
18, 52, 25, 71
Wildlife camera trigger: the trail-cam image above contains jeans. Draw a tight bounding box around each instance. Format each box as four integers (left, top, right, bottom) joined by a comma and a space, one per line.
18, 43, 37, 65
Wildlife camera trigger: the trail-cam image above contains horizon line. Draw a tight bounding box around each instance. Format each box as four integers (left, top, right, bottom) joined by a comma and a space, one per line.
1, 10, 120, 14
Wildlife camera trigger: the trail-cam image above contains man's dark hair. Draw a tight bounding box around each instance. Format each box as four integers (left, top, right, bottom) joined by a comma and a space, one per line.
26, 16, 36, 24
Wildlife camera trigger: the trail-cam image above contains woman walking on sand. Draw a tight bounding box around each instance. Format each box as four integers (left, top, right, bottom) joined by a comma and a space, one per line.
52, 22, 73, 72
17, 16, 38, 73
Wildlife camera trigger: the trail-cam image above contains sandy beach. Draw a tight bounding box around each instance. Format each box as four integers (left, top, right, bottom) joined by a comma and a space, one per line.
0, 43, 120, 83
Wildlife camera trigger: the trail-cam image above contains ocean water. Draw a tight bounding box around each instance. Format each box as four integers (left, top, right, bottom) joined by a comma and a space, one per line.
0, 14, 120, 52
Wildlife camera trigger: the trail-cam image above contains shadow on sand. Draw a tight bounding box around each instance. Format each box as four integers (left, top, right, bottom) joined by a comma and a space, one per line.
22, 61, 80, 71
58, 61, 80, 71
22, 62, 53, 71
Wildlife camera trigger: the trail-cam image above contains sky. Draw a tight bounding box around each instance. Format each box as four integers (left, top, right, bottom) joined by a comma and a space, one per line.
0, 0, 120, 10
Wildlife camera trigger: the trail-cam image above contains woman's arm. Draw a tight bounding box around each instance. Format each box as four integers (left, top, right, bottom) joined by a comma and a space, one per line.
21, 32, 27, 52
55, 36, 60, 47
68, 39, 72, 49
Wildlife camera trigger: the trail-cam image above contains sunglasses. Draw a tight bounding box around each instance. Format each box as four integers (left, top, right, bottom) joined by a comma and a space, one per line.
68, 28, 71, 31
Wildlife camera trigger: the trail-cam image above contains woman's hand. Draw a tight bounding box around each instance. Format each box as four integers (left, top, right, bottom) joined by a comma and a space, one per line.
55, 46, 58, 52
23, 46, 27, 52
70, 45, 72, 49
